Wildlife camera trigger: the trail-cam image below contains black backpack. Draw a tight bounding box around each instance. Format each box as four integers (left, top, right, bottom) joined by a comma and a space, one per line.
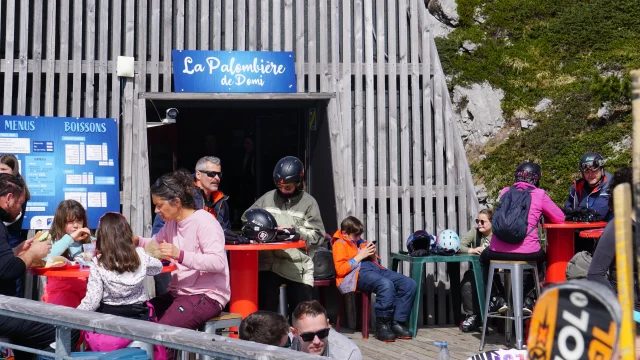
313, 236, 336, 280
492, 186, 537, 244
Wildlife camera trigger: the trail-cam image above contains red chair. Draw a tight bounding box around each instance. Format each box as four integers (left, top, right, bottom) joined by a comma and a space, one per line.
336, 291, 371, 340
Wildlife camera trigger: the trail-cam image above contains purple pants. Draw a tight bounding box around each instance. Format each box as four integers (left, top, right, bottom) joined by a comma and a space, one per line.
150, 292, 223, 330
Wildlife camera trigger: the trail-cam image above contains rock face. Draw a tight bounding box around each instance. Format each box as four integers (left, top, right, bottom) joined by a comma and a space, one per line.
534, 98, 553, 113
452, 82, 505, 147
427, 0, 459, 27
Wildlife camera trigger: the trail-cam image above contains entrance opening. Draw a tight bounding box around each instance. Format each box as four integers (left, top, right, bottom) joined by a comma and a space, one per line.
144, 96, 337, 232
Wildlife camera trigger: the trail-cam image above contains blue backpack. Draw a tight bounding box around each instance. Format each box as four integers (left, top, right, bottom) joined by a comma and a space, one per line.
492, 186, 537, 244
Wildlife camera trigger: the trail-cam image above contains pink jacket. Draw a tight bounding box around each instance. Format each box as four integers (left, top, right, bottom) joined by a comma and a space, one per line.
490, 182, 565, 254
138, 210, 230, 307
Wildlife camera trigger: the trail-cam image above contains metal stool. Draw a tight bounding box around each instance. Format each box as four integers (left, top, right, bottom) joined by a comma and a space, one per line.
479, 260, 541, 351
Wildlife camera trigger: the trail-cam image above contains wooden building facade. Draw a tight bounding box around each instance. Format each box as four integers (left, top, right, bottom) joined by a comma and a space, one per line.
0, 0, 478, 325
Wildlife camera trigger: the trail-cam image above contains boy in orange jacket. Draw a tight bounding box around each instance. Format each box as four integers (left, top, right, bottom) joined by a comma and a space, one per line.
332, 216, 417, 342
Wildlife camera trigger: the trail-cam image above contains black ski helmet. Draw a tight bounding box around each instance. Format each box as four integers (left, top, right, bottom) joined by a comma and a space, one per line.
273, 156, 304, 186
242, 209, 278, 243
514, 162, 541, 187
579, 152, 604, 172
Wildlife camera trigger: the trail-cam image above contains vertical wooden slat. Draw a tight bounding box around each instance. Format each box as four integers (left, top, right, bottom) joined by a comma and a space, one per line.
162, 0, 172, 91
97, 0, 109, 116
354, 0, 363, 220
236, 0, 246, 50
31, 0, 44, 116
444, 91, 456, 230
375, 0, 389, 265
420, 9, 433, 234
272, 0, 281, 51
150, 0, 160, 92
212, 1, 222, 50
187, 0, 196, 49
44, 0, 57, 116
110, 0, 121, 117
319, 0, 328, 91
17, 0, 30, 115
284, 0, 292, 51
387, 0, 400, 258
200, 0, 209, 49
341, 0, 352, 216
295, 0, 304, 91
121, 0, 135, 220
224, 0, 234, 50
307, 0, 316, 92
176, 0, 185, 50
3, 0, 16, 115
71, 0, 83, 117
248, 0, 257, 50
84, 0, 96, 118
364, 1, 376, 250
398, 0, 411, 248
260, 0, 269, 50
410, 0, 423, 232
133, 0, 149, 235
59, 0, 70, 117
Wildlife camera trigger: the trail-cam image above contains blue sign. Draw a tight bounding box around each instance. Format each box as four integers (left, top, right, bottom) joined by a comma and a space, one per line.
0, 115, 120, 229
172, 50, 297, 93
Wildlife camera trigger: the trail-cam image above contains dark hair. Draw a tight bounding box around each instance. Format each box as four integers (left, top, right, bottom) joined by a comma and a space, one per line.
478, 208, 494, 221
292, 300, 328, 323
0, 173, 25, 199
340, 216, 364, 236
608, 167, 634, 211
239, 311, 289, 346
0, 154, 30, 201
96, 212, 140, 273
151, 169, 196, 209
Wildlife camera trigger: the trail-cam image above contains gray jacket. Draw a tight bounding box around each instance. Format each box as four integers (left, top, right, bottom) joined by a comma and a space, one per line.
291, 329, 362, 360
242, 190, 325, 286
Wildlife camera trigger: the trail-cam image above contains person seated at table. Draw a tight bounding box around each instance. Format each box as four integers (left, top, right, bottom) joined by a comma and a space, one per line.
77, 212, 165, 357
291, 300, 362, 359
332, 216, 416, 342
460, 209, 505, 332
480, 162, 565, 314
239, 310, 291, 347
564, 152, 612, 222
42, 199, 93, 308
134, 170, 229, 343
242, 156, 326, 318
588, 167, 640, 316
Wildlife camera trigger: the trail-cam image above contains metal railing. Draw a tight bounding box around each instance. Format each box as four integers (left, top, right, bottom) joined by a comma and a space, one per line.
0, 295, 321, 360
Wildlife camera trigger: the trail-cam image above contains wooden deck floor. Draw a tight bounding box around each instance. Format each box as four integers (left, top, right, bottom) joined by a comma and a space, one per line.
341, 325, 511, 360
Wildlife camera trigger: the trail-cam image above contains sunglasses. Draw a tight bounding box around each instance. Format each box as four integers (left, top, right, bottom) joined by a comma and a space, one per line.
199, 170, 223, 178
155, 178, 180, 195
296, 328, 330, 342
475, 219, 488, 226
276, 183, 296, 191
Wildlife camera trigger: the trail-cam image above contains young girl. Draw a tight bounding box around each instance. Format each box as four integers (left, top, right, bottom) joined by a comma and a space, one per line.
77, 213, 164, 356
42, 200, 93, 307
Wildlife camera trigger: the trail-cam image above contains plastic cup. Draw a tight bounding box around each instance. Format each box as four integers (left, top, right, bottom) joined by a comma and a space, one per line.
82, 243, 96, 258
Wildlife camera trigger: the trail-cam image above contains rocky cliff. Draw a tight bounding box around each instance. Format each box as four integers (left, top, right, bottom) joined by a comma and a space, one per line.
428, 0, 639, 206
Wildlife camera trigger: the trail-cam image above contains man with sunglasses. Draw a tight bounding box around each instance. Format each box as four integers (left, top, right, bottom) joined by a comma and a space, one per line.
564, 152, 612, 222
239, 311, 291, 348
242, 156, 326, 318
291, 301, 362, 359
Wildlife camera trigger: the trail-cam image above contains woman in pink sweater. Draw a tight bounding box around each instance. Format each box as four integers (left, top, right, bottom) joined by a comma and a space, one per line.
135, 170, 230, 333
480, 162, 565, 314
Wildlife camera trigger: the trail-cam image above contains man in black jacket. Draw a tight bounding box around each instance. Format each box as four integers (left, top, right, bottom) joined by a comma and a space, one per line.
0, 174, 79, 358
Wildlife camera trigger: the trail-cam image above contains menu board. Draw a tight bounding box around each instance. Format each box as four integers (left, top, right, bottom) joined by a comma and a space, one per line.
0, 115, 119, 229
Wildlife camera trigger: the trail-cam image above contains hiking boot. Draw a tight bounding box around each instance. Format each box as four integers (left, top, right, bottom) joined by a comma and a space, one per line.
489, 295, 507, 313
376, 317, 397, 342
461, 314, 482, 333
391, 320, 413, 339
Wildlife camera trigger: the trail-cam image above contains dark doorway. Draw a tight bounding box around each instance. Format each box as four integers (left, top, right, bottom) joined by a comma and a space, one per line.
145, 98, 337, 232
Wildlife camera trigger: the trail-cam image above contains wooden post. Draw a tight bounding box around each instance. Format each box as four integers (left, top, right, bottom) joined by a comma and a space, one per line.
632, 70, 640, 298
614, 184, 635, 360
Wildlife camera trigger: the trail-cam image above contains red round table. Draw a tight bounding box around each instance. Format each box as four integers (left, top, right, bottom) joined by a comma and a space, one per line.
225, 240, 307, 337
29, 263, 177, 277
544, 222, 607, 282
